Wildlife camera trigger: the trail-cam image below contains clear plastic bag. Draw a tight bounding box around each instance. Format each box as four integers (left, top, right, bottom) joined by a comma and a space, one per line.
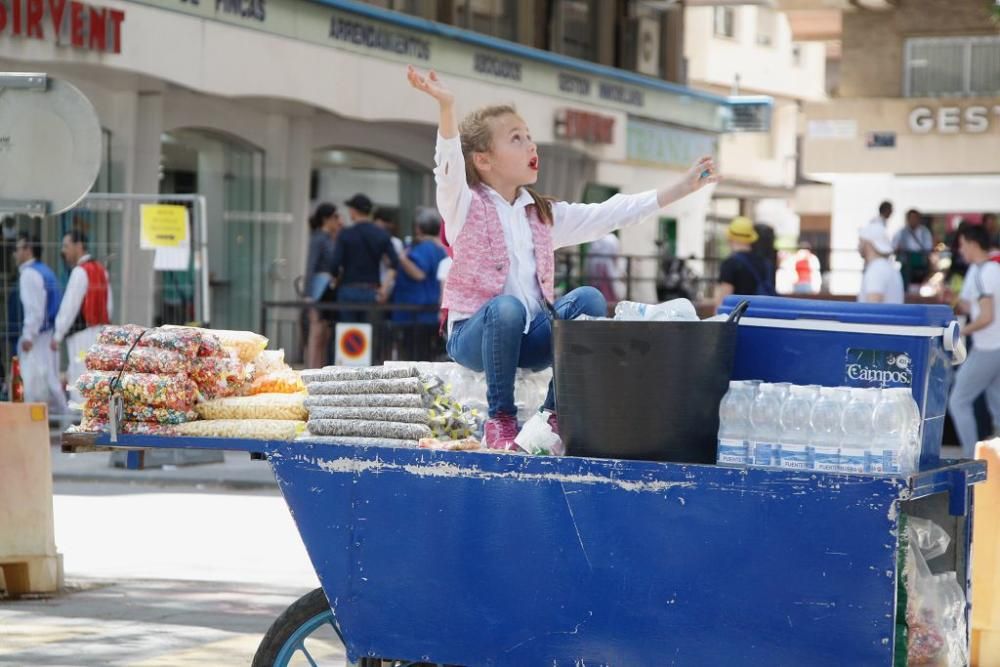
85, 344, 191, 375
97, 325, 203, 359
195, 393, 308, 421
161, 325, 267, 363
191, 355, 252, 399
77, 370, 198, 410
386, 361, 550, 421
909, 516, 952, 561
905, 520, 968, 667
246, 370, 304, 395
301, 366, 418, 384
175, 419, 304, 441
74, 416, 178, 436
307, 419, 431, 440
306, 406, 429, 424
254, 349, 288, 375
83, 401, 197, 425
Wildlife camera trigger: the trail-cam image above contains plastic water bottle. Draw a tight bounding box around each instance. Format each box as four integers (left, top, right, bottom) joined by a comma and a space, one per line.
840, 388, 879, 473
614, 301, 650, 321
717, 381, 755, 465
871, 388, 921, 475
614, 298, 699, 322
749, 383, 785, 468
809, 387, 848, 472
779, 385, 819, 470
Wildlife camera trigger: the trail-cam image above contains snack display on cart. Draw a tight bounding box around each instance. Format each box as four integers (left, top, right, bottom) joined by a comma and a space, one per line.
72, 324, 288, 435
300, 365, 481, 448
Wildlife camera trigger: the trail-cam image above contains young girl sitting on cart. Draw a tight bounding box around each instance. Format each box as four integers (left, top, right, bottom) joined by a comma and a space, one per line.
407, 65, 719, 452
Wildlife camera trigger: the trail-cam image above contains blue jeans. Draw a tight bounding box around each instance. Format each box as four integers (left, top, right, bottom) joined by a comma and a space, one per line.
948, 346, 1000, 457
446, 287, 607, 417
338, 285, 378, 323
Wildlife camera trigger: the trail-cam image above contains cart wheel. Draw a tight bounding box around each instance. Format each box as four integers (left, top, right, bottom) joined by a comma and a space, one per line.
252, 587, 346, 667
252, 588, 444, 667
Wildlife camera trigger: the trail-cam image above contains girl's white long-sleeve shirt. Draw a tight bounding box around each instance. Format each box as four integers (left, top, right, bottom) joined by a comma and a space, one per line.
435, 133, 660, 332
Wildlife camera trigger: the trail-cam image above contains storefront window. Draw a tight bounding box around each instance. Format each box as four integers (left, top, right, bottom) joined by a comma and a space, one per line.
905, 36, 1000, 97
755, 8, 776, 47
551, 0, 598, 62
453, 0, 517, 41
713, 7, 736, 39
160, 129, 268, 331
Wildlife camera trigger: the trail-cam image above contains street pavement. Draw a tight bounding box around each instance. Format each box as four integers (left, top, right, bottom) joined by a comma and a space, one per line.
0, 476, 339, 667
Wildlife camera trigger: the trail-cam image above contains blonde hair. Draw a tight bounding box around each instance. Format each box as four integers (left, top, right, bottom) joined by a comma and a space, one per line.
459, 105, 553, 225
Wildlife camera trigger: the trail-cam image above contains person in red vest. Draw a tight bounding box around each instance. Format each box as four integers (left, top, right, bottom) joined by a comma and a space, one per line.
791, 243, 822, 294
51, 230, 112, 405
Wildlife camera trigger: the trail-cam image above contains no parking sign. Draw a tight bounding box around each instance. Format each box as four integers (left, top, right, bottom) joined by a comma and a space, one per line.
335, 323, 372, 366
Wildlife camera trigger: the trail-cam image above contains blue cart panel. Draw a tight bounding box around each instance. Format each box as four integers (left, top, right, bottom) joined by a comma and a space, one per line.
88, 434, 985, 666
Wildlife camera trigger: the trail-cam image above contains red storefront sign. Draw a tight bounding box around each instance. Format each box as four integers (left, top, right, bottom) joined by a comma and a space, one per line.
554, 109, 615, 145
0, 0, 125, 53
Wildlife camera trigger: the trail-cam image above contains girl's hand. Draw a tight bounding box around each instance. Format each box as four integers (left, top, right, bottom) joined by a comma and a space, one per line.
407, 65, 454, 107
684, 156, 721, 193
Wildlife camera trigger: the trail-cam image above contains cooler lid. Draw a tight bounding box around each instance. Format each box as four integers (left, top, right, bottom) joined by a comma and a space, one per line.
717, 296, 955, 328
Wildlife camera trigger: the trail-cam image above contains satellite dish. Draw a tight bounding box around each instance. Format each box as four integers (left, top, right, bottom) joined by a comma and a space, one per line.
0, 73, 102, 215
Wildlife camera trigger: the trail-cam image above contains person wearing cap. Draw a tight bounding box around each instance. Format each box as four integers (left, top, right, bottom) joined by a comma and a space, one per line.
715, 217, 775, 306
949, 224, 1000, 457
858, 222, 904, 304
329, 193, 401, 322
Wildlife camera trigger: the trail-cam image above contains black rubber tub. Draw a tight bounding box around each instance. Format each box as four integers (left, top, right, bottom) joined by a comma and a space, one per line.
552, 302, 747, 463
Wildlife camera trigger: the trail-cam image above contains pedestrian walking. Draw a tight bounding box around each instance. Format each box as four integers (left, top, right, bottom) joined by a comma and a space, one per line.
14, 234, 68, 413
51, 230, 112, 405
949, 224, 1000, 456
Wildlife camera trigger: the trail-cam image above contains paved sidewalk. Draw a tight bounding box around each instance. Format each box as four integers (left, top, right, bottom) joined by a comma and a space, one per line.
0, 578, 330, 667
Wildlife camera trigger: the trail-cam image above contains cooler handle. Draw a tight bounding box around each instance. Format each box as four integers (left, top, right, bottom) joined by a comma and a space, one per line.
943, 320, 967, 365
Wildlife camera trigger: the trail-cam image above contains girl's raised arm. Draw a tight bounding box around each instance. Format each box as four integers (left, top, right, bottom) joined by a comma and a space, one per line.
407, 65, 457, 139
408, 66, 471, 240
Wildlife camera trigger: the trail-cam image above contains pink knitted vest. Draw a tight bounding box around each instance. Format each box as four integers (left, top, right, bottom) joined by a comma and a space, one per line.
441, 186, 555, 315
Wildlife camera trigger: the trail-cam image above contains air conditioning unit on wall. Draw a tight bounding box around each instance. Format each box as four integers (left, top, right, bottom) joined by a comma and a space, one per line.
624, 16, 662, 78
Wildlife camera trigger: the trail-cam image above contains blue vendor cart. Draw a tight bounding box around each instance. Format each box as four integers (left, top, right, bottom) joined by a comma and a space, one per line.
62, 431, 985, 666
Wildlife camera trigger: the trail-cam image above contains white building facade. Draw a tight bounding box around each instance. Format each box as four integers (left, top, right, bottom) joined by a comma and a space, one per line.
2, 0, 755, 351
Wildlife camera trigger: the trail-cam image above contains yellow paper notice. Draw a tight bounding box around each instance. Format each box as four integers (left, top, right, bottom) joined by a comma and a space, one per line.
140, 205, 189, 249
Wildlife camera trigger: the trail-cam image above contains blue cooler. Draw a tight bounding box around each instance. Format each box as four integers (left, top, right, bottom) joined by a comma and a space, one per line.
717, 296, 965, 470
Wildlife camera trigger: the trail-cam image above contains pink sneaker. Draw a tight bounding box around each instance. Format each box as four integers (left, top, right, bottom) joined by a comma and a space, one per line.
484, 414, 520, 451
546, 412, 560, 436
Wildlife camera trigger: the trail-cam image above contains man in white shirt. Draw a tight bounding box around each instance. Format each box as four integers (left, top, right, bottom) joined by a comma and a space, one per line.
949, 224, 1000, 456
51, 231, 113, 405
14, 234, 68, 413
857, 222, 904, 304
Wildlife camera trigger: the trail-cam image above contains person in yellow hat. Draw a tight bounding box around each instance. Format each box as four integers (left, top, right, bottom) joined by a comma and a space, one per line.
715, 216, 776, 306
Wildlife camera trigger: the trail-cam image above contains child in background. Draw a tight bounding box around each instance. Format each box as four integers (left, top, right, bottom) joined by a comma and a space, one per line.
407, 65, 719, 451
